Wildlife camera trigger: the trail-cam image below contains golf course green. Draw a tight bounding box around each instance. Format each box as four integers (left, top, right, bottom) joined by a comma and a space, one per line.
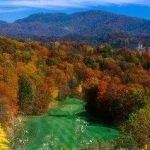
11, 97, 119, 150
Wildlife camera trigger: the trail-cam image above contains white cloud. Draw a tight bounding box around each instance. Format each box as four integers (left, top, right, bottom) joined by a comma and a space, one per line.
0, 0, 149, 9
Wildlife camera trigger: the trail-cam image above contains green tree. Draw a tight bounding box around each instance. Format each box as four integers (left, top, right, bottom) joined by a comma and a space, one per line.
102, 44, 114, 57
18, 76, 34, 114
127, 104, 150, 147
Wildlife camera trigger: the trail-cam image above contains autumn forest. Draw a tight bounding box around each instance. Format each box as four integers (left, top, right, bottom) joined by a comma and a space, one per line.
0, 36, 150, 149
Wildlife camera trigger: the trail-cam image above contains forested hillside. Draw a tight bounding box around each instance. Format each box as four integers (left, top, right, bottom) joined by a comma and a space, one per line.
0, 37, 150, 148
0, 11, 150, 47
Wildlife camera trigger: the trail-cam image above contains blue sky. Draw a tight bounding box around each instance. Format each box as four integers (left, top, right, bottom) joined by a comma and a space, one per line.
0, 0, 150, 22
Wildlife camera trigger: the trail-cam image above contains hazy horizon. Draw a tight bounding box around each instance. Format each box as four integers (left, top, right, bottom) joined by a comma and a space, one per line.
0, 7, 149, 23
0, 0, 150, 22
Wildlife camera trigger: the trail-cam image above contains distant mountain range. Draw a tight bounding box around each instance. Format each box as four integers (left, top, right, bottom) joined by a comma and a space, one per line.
0, 10, 150, 47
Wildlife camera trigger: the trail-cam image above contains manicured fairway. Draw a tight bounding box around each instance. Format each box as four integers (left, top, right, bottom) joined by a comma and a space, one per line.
12, 97, 119, 150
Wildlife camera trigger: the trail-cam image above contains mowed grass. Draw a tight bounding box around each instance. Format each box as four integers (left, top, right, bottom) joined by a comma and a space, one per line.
12, 97, 119, 150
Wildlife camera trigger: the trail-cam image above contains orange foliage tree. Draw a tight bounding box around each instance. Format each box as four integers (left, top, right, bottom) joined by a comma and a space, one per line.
34, 77, 58, 115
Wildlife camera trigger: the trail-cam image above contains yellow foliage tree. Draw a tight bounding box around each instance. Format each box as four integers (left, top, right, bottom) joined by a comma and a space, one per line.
0, 126, 9, 150
17, 62, 37, 76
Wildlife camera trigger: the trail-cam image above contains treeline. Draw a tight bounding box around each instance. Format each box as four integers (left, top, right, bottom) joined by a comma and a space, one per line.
0, 37, 150, 148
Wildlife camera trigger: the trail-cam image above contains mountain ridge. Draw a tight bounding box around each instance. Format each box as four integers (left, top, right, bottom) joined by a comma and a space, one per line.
0, 10, 150, 47
14, 10, 150, 23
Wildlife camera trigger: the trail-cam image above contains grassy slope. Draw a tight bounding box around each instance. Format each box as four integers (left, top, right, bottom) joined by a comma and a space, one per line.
12, 97, 119, 150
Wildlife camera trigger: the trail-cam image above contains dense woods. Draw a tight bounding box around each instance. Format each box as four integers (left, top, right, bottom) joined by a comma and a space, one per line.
0, 37, 150, 148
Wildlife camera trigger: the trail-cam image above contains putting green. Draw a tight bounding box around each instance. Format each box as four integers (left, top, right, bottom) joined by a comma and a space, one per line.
11, 97, 119, 150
